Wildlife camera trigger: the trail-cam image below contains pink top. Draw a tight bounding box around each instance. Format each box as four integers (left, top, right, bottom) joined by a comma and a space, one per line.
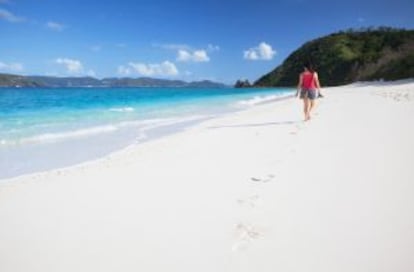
302, 71, 317, 90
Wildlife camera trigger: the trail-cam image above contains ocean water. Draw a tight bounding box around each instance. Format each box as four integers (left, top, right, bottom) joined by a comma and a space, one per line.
0, 87, 293, 179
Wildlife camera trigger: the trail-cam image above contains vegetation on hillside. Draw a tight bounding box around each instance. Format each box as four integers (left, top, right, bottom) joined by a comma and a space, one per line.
0, 73, 40, 87
254, 27, 414, 87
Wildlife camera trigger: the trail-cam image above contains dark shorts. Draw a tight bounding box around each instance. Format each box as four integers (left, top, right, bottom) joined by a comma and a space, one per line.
300, 89, 318, 100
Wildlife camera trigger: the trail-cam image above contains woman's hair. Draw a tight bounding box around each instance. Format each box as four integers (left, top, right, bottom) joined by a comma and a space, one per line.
304, 61, 315, 73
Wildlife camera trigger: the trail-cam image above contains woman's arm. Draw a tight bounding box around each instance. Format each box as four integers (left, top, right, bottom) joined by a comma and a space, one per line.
314, 72, 321, 90
314, 72, 323, 96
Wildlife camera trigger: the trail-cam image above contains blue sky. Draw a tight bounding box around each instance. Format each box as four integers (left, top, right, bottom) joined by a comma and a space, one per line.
1, 0, 413, 84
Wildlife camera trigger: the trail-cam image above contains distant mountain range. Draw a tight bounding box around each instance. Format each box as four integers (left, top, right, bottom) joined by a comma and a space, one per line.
251, 27, 414, 87
0, 74, 228, 88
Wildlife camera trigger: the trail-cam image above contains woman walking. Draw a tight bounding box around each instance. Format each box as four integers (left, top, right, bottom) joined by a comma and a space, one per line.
296, 62, 322, 121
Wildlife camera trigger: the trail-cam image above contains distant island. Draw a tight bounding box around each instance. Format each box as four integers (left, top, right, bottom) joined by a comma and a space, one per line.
0, 74, 228, 88
237, 27, 414, 87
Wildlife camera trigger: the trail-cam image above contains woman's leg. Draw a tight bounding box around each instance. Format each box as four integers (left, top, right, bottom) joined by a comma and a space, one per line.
308, 99, 317, 120
303, 98, 310, 121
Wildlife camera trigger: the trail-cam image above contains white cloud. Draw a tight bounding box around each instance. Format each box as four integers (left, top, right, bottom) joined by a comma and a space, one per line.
118, 61, 179, 77
55, 58, 83, 73
193, 50, 210, 62
117, 65, 132, 76
244, 42, 276, 61
0, 61, 24, 72
177, 50, 191, 62
0, 8, 25, 23
46, 21, 65, 31
86, 70, 96, 77
177, 49, 210, 62
244, 50, 259, 60
155, 43, 217, 63
207, 44, 220, 52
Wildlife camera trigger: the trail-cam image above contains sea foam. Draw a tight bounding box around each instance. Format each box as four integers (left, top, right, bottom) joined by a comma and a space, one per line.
109, 107, 135, 112
235, 93, 293, 107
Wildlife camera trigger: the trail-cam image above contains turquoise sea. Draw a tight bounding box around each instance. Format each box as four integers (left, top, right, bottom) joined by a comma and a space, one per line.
0, 87, 293, 179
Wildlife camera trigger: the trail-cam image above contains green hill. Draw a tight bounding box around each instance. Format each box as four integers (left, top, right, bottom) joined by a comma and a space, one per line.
0, 74, 228, 88
0, 73, 41, 87
254, 27, 414, 87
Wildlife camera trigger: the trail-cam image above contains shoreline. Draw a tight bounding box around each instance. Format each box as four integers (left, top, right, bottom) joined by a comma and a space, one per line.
1, 80, 414, 271
0, 91, 294, 181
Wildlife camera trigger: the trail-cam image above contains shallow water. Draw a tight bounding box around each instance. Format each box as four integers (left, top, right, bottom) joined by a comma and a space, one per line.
0, 87, 293, 179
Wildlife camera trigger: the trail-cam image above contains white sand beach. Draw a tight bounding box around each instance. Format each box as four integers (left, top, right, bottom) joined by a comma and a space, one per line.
1, 80, 414, 272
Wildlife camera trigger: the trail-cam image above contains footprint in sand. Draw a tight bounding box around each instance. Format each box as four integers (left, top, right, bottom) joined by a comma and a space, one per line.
290, 123, 305, 135
231, 223, 262, 252
296, 123, 305, 129
237, 194, 260, 208
250, 174, 275, 183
